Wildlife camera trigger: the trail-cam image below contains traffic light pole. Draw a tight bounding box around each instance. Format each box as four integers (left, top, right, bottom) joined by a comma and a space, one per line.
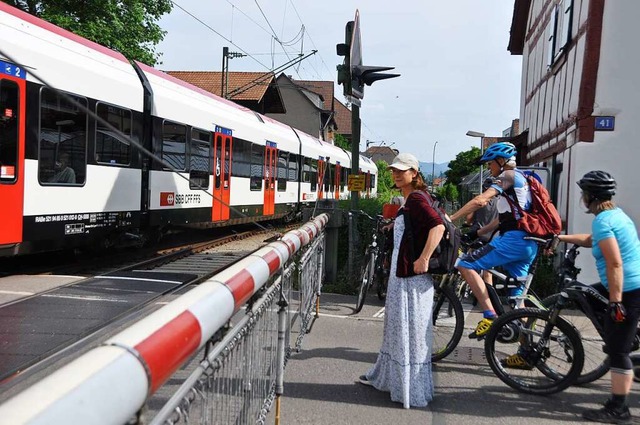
350, 103, 360, 211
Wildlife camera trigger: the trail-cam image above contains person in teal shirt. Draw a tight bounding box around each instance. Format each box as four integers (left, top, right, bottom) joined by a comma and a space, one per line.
557, 170, 640, 424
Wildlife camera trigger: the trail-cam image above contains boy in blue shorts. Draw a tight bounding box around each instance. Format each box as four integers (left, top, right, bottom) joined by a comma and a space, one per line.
450, 142, 537, 338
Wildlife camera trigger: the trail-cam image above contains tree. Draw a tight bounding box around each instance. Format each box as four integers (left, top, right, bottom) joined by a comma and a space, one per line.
436, 183, 458, 202
374, 159, 399, 201
4, 0, 173, 65
334, 133, 350, 151
444, 146, 481, 186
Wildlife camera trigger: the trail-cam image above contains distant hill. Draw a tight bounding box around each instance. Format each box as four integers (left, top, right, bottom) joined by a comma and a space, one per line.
419, 161, 449, 178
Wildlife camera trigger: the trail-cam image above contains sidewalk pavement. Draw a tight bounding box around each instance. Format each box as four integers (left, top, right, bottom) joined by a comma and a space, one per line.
270, 292, 639, 425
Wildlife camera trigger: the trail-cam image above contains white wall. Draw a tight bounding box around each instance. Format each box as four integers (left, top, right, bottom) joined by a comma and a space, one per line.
565, 1, 640, 282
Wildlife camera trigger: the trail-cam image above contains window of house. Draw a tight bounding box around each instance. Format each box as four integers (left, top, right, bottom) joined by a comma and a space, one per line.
547, 0, 573, 67
95, 102, 131, 165
39, 87, 87, 185
162, 121, 186, 171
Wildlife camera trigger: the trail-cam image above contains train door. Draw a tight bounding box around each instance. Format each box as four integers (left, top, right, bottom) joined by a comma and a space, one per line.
0, 68, 26, 246
334, 163, 341, 199
263, 141, 277, 215
317, 158, 325, 200
212, 128, 232, 221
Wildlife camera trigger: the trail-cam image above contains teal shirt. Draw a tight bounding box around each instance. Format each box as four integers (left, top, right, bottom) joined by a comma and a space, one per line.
591, 208, 640, 291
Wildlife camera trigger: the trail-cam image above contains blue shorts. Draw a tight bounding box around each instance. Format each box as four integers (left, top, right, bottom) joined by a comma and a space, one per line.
455, 230, 538, 294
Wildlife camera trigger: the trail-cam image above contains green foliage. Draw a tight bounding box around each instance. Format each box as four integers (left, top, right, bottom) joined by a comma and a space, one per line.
5, 0, 173, 65
436, 183, 458, 201
445, 146, 481, 186
334, 133, 350, 150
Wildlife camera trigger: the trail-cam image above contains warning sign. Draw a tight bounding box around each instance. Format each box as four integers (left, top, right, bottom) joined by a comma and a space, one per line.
347, 174, 365, 192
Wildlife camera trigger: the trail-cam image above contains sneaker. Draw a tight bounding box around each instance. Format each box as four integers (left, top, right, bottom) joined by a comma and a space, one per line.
469, 317, 494, 339
583, 400, 631, 424
358, 375, 374, 387
500, 353, 534, 370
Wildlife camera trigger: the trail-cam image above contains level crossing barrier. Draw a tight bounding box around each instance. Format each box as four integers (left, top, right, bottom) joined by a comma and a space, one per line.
0, 214, 329, 425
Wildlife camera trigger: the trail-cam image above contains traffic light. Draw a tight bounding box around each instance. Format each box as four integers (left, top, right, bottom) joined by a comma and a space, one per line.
336, 21, 354, 97
351, 65, 400, 99
336, 12, 400, 100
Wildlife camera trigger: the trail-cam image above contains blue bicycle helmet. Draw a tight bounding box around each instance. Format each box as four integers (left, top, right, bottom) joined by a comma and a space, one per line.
480, 142, 517, 163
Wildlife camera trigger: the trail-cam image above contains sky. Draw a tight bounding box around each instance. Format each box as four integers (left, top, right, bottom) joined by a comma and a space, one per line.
156, 1, 522, 164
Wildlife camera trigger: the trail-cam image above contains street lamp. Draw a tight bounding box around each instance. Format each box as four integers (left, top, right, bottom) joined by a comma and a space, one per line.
466, 130, 485, 194
431, 141, 438, 189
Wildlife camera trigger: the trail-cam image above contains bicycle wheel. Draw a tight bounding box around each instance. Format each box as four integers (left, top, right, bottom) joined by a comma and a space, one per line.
542, 294, 609, 384
484, 307, 584, 395
432, 284, 465, 362
355, 252, 375, 314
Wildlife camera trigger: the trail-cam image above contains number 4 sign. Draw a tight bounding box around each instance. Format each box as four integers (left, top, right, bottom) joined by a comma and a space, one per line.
594, 116, 615, 131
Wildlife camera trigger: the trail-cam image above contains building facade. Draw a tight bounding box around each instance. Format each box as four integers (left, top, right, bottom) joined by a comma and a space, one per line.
509, 0, 640, 281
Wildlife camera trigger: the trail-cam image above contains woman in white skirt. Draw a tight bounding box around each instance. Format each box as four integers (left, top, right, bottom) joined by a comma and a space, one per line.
359, 153, 445, 408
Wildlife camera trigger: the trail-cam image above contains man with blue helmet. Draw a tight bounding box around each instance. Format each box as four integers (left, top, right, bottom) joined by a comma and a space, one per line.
450, 142, 537, 338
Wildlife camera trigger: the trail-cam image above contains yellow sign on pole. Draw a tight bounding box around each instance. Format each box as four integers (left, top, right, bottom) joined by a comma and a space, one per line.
347, 174, 365, 191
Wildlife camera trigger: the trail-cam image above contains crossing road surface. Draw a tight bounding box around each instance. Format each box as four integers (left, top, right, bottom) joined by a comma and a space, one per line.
271, 293, 639, 425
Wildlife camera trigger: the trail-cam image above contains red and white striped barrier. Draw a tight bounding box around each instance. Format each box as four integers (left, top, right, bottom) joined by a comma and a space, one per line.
0, 214, 328, 425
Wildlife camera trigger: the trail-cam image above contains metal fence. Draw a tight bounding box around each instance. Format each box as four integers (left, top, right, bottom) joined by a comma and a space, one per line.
148, 231, 326, 425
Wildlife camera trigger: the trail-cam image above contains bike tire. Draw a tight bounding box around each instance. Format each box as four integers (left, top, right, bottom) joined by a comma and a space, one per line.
484, 307, 584, 395
432, 284, 465, 362
541, 294, 609, 385
355, 252, 375, 314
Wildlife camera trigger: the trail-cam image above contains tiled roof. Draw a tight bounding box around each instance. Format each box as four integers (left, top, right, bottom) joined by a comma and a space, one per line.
293, 80, 335, 110
165, 71, 275, 101
334, 99, 351, 135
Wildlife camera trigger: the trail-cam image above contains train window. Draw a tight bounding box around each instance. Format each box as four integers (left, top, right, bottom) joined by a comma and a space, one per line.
231, 139, 251, 178
250, 144, 263, 191
190, 128, 211, 190
0, 80, 19, 183
277, 151, 287, 192
161, 121, 186, 171
38, 87, 87, 185
310, 159, 318, 191
95, 102, 131, 165
302, 158, 311, 183
341, 167, 348, 190
288, 153, 298, 181
370, 173, 376, 189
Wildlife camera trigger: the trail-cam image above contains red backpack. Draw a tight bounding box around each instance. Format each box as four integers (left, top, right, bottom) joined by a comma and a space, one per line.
503, 172, 562, 238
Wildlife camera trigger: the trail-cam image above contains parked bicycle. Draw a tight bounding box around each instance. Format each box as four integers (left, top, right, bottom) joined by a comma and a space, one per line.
354, 212, 393, 313
483, 243, 640, 395
431, 236, 552, 362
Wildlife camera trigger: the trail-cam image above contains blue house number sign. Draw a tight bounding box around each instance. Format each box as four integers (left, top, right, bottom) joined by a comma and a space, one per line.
594, 116, 615, 131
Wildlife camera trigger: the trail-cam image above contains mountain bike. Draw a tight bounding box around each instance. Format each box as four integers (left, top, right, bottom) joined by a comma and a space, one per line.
484, 243, 640, 395
431, 236, 552, 363
354, 212, 393, 313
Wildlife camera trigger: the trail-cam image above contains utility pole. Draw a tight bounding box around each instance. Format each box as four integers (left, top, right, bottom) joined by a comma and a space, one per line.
220, 47, 246, 99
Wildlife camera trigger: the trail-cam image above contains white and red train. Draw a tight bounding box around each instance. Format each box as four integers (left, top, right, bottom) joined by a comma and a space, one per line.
0, 4, 378, 256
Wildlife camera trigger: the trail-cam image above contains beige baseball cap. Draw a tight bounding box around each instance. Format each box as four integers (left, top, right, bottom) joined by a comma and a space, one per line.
388, 153, 419, 171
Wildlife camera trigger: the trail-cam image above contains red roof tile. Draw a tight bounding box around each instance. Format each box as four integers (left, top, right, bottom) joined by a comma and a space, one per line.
165, 71, 275, 101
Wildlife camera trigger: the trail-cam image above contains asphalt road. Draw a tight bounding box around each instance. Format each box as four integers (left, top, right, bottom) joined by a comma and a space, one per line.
270, 292, 639, 425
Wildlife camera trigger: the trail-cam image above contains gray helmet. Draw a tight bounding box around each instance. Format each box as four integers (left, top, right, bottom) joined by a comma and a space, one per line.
577, 170, 616, 200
